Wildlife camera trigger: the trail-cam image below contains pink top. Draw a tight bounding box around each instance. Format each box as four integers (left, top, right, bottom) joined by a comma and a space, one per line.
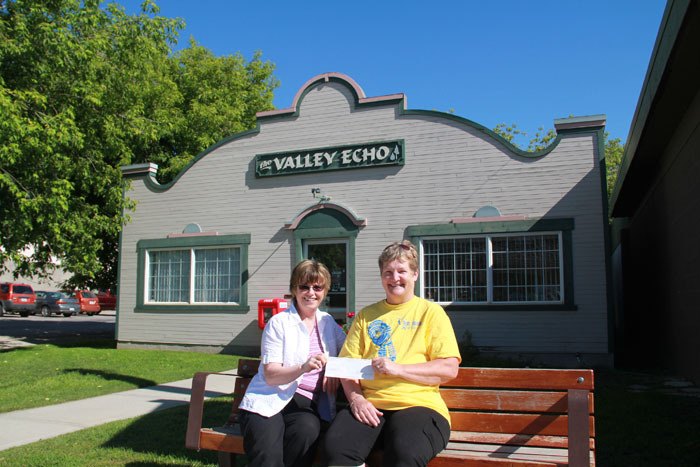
296, 320, 324, 400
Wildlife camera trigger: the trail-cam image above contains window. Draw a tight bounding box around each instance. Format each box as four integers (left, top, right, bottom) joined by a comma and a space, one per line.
147, 247, 241, 304
136, 234, 250, 312
423, 233, 562, 304
409, 218, 575, 310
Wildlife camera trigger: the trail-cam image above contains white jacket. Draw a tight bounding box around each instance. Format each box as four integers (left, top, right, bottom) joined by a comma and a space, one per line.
239, 303, 346, 420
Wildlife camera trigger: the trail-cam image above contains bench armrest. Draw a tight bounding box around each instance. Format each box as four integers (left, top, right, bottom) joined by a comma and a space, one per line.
567, 388, 590, 467
186, 372, 239, 450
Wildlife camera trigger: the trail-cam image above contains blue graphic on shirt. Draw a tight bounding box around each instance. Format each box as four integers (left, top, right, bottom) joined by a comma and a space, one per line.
368, 320, 396, 361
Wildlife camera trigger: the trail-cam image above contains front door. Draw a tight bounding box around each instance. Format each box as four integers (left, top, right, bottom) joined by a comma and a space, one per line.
305, 240, 348, 321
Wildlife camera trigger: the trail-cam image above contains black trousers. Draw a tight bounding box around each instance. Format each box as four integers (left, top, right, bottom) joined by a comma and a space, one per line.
322, 406, 450, 467
239, 393, 322, 467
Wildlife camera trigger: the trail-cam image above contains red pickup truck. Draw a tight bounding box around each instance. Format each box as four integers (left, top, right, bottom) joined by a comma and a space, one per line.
96, 289, 117, 310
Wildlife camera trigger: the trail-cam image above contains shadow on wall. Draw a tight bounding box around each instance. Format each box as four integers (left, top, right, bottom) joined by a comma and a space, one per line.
221, 319, 263, 357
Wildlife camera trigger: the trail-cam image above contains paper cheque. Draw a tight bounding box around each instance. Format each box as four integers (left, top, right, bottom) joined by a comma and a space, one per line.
325, 357, 375, 380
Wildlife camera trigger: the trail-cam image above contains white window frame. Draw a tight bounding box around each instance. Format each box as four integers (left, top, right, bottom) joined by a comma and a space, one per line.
419, 231, 564, 305
144, 245, 242, 305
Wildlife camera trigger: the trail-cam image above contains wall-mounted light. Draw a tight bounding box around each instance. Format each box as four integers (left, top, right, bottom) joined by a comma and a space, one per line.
311, 187, 331, 202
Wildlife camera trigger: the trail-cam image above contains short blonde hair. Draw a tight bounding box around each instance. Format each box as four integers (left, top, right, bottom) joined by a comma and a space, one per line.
290, 259, 331, 294
378, 240, 418, 272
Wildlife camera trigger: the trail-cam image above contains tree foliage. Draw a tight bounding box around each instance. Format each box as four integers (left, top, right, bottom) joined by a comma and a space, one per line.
604, 135, 624, 201
493, 123, 557, 152
0, 0, 277, 289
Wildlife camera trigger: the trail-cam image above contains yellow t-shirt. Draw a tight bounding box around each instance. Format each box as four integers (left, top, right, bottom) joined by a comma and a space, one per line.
340, 296, 461, 423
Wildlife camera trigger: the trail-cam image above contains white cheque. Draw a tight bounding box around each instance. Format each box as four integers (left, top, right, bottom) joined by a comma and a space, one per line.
325, 357, 375, 380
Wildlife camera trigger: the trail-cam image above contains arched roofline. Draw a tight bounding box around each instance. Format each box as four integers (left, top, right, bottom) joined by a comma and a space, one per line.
256, 72, 406, 119
122, 71, 606, 193
284, 201, 367, 230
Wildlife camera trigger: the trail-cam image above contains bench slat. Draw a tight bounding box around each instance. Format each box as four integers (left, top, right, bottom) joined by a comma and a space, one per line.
433, 449, 565, 467
449, 431, 595, 450
200, 429, 244, 453
441, 389, 594, 414
444, 368, 594, 391
451, 412, 595, 437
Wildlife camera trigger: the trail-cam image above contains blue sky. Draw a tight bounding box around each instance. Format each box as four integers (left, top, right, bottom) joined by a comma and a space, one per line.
120, 0, 667, 145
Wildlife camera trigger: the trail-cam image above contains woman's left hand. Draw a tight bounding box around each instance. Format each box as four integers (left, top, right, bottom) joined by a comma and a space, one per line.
323, 376, 340, 394
372, 357, 400, 377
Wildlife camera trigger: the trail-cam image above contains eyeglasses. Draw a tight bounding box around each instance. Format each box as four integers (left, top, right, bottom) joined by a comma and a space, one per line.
297, 284, 324, 292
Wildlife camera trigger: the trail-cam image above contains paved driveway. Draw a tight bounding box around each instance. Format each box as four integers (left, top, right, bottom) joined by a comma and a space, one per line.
0, 311, 115, 350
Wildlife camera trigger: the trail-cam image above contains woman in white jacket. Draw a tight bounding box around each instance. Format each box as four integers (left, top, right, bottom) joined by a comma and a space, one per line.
239, 259, 346, 467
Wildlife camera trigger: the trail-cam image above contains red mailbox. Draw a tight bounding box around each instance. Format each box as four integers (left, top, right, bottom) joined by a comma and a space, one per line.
258, 298, 289, 329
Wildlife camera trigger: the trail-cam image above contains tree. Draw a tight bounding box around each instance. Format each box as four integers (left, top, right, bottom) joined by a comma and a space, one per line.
604, 135, 624, 201
493, 123, 557, 152
0, 0, 277, 289
493, 123, 625, 201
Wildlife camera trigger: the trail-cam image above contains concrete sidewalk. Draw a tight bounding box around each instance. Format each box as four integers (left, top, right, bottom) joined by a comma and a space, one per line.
0, 370, 237, 451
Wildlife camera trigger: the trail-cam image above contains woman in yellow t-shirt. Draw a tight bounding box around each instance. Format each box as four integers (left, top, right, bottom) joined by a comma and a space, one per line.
323, 241, 461, 467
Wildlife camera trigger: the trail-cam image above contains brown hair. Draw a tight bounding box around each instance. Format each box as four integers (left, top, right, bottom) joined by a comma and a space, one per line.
378, 240, 419, 272
289, 259, 331, 294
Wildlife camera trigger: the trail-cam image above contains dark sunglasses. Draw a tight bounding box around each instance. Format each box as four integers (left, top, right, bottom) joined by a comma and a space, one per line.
298, 284, 324, 292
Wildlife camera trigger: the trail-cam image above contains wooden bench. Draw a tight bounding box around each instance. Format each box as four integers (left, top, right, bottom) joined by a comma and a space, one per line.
186, 359, 595, 466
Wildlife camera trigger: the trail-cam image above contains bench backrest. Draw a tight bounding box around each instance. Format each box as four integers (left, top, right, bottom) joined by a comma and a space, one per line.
229, 360, 595, 454
440, 367, 595, 453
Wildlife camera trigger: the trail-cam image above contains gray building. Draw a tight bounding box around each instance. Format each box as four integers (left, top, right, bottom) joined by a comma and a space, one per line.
118, 72, 611, 367
610, 0, 700, 383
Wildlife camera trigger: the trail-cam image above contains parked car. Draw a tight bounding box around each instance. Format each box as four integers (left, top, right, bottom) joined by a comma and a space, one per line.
35, 291, 80, 317
96, 288, 117, 310
0, 282, 36, 317
74, 290, 101, 315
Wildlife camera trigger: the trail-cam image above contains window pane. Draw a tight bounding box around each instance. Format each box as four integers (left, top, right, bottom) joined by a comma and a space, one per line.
194, 247, 241, 303
423, 238, 487, 303
148, 250, 190, 303
492, 234, 561, 303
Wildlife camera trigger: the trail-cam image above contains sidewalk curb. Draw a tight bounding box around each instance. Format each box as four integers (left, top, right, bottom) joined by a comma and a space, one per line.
0, 370, 237, 451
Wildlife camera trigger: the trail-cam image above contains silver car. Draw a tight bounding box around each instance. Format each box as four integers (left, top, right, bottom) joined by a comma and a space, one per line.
34, 291, 80, 317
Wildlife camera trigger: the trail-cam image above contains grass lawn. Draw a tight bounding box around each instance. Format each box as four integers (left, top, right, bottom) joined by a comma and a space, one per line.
1, 342, 699, 466
0, 398, 230, 467
0, 339, 239, 413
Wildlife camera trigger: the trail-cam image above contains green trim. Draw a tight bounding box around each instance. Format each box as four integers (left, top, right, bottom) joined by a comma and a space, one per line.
137, 234, 251, 249
445, 304, 578, 312
406, 218, 574, 237
294, 227, 359, 240
293, 209, 359, 315
128, 74, 609, 193
596, 127, 615, 353
255, 140, 405, 178
135, 234, 250, 313
400, 109, 563, 159
134, 305, 250, 313
408, 218, 575, 309
257, 74, 405, 122
140, 128, 260, 193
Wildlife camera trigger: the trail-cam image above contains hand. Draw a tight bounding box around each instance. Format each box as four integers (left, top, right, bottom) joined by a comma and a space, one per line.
301, 353, 327, 373
323, 376, 339, 394
372, 357, 400, 377
349, 396, 383, 427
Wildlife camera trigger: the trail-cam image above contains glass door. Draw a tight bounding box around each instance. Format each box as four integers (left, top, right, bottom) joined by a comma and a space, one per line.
305, 240, 347, 319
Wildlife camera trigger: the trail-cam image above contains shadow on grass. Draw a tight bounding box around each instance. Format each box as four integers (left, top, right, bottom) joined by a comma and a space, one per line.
595, 368, 700, 466
102, 398, 238, 466
63, 368, 157, 387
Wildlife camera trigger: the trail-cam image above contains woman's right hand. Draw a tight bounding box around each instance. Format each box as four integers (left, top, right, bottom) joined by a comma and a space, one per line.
301, 353, 327, 373
349, 396, 383, 427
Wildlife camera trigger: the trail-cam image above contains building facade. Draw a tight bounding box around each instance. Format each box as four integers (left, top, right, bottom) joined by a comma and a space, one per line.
610, 0, 700, 383
117, 72, 611, 366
